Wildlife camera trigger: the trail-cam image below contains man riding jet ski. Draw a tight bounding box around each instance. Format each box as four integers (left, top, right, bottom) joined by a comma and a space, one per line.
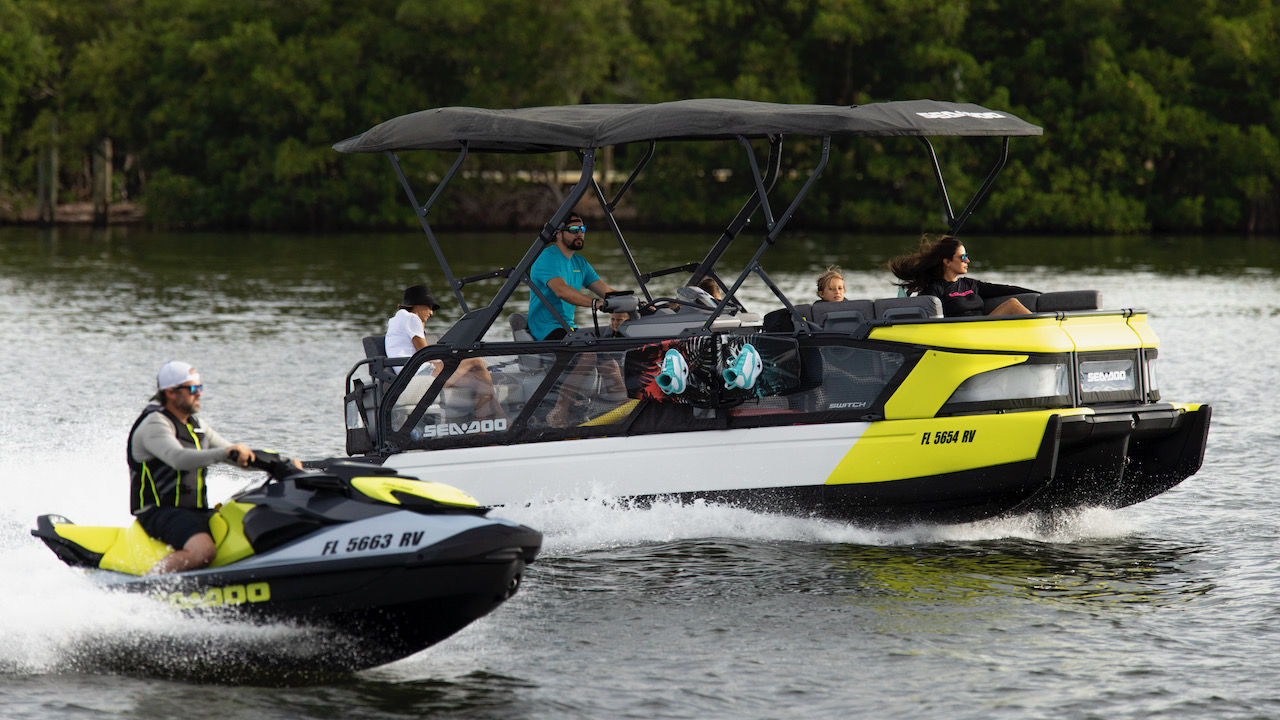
32, 450, 542, 671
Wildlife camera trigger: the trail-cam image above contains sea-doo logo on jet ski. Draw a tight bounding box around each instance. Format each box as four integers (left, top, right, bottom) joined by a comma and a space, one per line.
916, 111, 1006, 120
164, 582, 271, 609
421, 418, 508, 439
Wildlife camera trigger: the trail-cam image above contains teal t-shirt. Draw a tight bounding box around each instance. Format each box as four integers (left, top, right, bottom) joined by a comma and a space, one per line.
528, 245, 600, 340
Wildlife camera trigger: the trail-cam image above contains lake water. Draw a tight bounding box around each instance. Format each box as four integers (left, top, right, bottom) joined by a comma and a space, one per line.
1, 226, 1277, 719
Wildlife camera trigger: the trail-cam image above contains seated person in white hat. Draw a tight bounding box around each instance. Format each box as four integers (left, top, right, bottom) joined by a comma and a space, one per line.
126, 361, 258, 575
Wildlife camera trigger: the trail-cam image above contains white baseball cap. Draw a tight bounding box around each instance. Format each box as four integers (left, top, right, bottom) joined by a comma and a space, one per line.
157, 361, 202, 391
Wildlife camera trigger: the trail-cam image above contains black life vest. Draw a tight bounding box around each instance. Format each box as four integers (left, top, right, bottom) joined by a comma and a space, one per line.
127, 404, 210, 514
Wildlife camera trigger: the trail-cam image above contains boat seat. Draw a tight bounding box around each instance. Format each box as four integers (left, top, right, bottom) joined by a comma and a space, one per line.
810, 300, 874, 332
509, 312, 535, 342
362, 335, 400, 385
363, 335, 387, 358
1037, 290, 1101, 312
983, 290, 1101, 313
763, 303, 814, 332
873, 296, 942, 320
983, 292, 1040, 313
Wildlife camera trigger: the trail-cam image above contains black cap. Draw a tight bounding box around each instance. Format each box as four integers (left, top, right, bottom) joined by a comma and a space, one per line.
400, 285, 440, 310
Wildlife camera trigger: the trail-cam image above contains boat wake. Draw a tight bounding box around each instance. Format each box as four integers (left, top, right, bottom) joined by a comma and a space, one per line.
0, 517, 352, 682
495, 495, 1141, 558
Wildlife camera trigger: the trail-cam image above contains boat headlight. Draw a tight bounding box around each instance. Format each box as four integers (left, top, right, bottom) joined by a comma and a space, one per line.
1079, 352, 1140, 403
1144, 349, 1160, 402
943, 359, 1071, 413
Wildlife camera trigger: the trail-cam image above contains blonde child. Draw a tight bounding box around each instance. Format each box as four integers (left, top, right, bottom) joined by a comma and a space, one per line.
816, 266, 845, 303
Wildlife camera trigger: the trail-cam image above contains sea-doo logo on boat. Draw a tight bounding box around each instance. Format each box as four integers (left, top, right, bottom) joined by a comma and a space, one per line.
421, 418, 508, 439
1085, 370, 1128, 382
164, 582, 271, 610
916, 111, 1006, 120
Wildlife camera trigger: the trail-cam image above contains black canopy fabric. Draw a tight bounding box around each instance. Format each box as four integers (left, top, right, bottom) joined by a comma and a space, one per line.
332, 99, 1042, 154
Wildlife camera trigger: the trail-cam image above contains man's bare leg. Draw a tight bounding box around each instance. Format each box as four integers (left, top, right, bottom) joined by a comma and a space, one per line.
147, 532, 216, 575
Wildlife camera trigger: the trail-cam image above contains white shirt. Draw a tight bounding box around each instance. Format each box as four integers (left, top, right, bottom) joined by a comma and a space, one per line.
385, 308, 424, 358
385, 308, 435, 376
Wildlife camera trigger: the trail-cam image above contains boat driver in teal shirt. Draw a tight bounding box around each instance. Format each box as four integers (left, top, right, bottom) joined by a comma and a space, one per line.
528, 214, 627, 340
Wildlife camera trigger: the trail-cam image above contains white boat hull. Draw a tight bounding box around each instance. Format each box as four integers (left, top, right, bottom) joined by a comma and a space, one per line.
383, 421, 872, 507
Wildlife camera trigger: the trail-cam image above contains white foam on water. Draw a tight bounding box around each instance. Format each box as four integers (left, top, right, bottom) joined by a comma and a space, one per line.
495, 495, 1141, 557
0, 435, 302, 676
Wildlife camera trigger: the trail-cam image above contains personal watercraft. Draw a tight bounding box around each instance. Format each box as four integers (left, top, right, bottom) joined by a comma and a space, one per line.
333, 99, 1210, 525
31, 452, 541, 671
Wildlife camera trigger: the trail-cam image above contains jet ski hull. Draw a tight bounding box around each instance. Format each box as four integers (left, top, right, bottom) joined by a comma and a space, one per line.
33, 462, 542, 672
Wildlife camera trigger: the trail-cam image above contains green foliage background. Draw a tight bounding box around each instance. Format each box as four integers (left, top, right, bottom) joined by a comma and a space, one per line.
1, 0, 1277, 233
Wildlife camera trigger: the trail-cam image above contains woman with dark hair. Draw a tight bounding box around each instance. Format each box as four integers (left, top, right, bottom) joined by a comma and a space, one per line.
888, 235, 1035, 317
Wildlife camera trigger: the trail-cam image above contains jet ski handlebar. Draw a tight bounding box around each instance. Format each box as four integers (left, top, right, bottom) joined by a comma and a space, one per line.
229, 449, 300, 482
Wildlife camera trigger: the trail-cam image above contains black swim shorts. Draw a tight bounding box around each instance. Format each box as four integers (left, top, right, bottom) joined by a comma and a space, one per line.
137, 507, 214, 549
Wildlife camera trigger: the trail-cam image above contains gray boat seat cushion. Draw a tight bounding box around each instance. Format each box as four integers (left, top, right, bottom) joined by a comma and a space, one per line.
810, 300, 875, 332
873, 296, 943, 320
1037, 290, 1101, 312
509, 312, 535, 341
362, 335, 387, 358
763, 303, 814, 332
982, 290, 1101, 314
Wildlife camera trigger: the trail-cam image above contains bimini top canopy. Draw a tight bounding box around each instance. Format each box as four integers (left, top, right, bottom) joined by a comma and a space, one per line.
332, 98, 1042, 154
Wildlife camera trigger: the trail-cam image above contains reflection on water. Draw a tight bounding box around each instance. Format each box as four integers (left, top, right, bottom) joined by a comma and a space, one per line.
533, 524, 1212, 610
830, 539, 1213, 608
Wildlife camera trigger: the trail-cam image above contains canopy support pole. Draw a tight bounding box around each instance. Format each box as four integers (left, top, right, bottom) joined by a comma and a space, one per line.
587, 142, 657, 303
689, 137, 782, 288
388, 143, 469, 312
437, 150, 599, 348
920, 136, 1011, 237
705, 137, 831, 330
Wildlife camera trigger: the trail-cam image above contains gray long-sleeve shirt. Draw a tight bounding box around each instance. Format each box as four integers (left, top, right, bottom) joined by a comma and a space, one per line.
129, 411, 232, 470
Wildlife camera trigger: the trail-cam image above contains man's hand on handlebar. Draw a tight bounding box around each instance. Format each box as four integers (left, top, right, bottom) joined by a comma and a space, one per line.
227, 444, 256, 467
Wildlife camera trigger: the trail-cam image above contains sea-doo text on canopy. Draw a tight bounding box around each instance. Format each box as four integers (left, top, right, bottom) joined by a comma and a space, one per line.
333, 99, 1210, 525
32, 452, 541, 671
